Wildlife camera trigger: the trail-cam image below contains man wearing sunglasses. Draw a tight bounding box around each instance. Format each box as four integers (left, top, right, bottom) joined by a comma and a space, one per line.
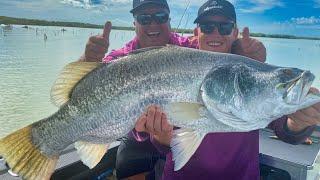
193, 0, 266, 61
103, 1, 198, 179
78, 0, 272, 179
80, 0, 265, 62
133, 0, 320, 180
80, 0, 197, 63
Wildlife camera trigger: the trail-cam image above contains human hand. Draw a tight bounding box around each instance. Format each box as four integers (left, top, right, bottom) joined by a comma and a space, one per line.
232, 27, 266, 62
81, 21, 111, 62
287, 88, 320, 132
135, 105, 173, 146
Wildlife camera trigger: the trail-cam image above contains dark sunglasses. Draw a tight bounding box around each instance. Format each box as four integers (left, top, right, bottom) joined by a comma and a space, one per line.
199, 22, 235, 35
134, 12, 169, 25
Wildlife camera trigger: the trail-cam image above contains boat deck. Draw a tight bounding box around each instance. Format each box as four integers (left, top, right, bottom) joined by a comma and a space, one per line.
1, 130, 320, 180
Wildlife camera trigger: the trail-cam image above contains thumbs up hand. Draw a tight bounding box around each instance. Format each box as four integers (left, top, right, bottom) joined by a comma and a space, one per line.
232, 27, 266, 62
81, 21, 112, 62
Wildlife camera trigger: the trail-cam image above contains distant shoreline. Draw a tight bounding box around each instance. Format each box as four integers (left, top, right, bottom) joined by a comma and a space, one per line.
1, 16, 320, 40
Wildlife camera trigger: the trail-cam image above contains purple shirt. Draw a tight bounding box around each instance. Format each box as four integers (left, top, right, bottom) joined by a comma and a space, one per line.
102, 33, 314, 180
158, 117, 314, 180
130, 117, 314, 180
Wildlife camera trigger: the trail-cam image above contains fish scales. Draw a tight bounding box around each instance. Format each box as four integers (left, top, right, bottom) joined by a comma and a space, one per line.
1, 46, 319, 179
30, 47, 220, 155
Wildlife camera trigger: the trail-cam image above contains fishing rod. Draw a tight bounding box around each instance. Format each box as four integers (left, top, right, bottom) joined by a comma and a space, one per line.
175, 0, 191, 34
181, 12, 190, 36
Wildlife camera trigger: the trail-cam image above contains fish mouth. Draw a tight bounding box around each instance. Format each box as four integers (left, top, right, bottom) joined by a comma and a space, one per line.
283, 71, 315, 105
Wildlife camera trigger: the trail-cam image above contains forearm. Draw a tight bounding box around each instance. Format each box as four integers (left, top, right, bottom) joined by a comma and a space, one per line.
129, 129, 171, 154
286, 117, 312, 132
268, 116, 315, 145
149, 127, 180, 155
150, 135, 171, 155
129, 129, 150, 142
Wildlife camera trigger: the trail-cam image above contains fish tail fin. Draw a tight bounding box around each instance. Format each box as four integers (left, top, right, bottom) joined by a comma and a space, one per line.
0, 125, 58, 180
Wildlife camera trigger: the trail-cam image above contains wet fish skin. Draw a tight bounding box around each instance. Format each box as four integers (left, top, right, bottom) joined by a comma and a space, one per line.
29, 46, 320, 170
31, 46, 225, 156
0, 45, 319, 179
199, 62, 317, 130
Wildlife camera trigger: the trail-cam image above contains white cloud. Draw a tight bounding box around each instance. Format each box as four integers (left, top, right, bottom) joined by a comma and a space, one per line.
239, 0, 283, 13
6, 0, 61, 11
59, 0, 130, 11
57, 0, 239, 14
0, 0, 132, 25
290, 16, 320, 25
60, 0, 92, 9
169, 0, 281, 14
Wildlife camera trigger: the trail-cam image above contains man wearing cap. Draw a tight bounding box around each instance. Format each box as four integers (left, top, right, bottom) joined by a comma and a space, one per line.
80, 1, 198, 179
133, 0, 319, 179
192, 0, 266, 61
80, 0, 265, 62
79, 0, 271, 179
80, 0, 197, 62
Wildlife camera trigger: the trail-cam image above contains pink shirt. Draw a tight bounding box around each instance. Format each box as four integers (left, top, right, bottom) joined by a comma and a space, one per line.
102, 32, 197, 62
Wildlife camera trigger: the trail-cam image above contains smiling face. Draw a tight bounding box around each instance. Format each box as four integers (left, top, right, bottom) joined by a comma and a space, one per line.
133, 5, 171, 48
197, 15, 238, 53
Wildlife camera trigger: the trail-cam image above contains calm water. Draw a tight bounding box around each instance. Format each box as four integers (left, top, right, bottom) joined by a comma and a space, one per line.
0, 25, 319, 138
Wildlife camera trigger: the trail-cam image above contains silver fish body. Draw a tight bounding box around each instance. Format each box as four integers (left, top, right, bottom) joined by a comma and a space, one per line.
1, 45, 319, 179
32, 45, 320, 156
32, 46, 224, 156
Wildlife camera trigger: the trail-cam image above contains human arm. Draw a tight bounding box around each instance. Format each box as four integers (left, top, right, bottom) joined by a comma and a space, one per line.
268, 116, 316, 145
78, 21, 111, 62
286, 88, 320, 133
231, 27, 266, 63
233, 29, 319, 143
268, 88, 320, 144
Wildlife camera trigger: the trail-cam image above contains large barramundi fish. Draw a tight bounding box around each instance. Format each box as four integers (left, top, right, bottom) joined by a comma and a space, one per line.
0, 46, 319, 179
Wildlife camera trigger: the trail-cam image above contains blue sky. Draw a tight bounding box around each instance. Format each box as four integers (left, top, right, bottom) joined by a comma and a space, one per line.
0, 0, 320, 37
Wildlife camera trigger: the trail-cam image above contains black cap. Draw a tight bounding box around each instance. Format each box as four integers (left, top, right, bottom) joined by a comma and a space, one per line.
130, 0, 170, 14
194, 0, 236, 23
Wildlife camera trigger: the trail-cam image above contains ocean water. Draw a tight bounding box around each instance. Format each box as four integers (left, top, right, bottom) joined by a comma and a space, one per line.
0, 25, 319, 138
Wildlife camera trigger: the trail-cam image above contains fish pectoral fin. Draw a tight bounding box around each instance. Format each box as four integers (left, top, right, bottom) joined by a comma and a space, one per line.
74, 141, 108, 169
165, 102, 206, 124
51, 62, 101, 107
171, 129, 205, 171
0, 125, 58, 180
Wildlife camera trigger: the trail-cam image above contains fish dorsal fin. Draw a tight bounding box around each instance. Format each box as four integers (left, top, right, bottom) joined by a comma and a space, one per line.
51, 62, 100, 107
74, 141, 108, 169
171, 129, 206, 171
129, 46, 166, 55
